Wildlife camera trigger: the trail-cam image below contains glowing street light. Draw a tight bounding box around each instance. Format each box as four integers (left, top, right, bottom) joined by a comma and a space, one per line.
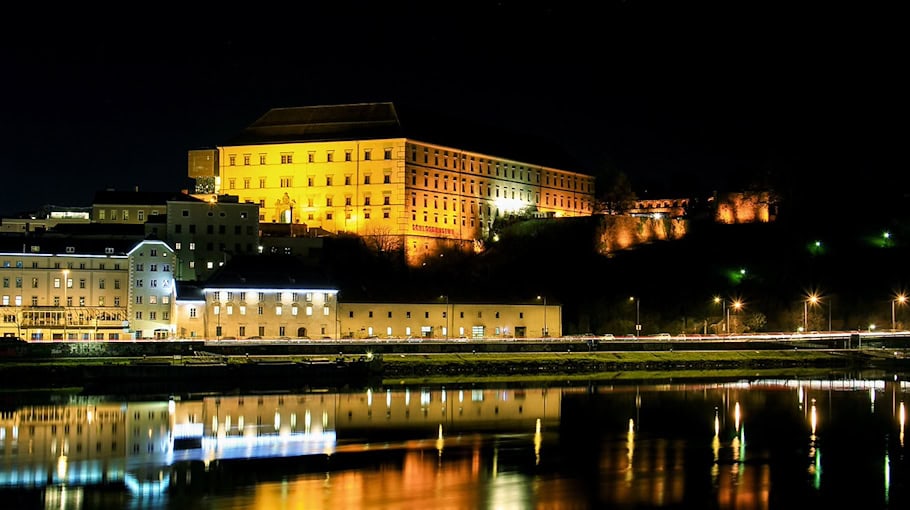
713, 296, 727, 334
537, 295, 548, 337
729, 299, 743, 334
805, 293, 820, 333
630, 296, 640, 337
892, 294, 907, 331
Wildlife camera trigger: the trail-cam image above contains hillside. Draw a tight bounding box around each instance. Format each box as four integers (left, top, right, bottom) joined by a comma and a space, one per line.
317, 204, 910, 336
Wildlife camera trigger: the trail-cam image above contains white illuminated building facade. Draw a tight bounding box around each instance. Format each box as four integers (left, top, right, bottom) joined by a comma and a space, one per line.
127, 240, 177, 339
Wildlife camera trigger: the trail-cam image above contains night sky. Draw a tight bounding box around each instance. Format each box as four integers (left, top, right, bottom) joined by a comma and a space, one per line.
1, 2, 903, 217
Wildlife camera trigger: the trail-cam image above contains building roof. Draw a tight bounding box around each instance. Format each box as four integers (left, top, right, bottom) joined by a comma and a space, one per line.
203, 254, 336, 290
0, 231, 139, 256
224, 102, 587, 173
175, 280, 205, 301
92, 190, 204, 206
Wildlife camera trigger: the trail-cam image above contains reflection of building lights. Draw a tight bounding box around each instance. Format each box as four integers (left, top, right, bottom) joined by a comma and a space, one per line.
56, 455, 67, 480
900, 402, 906, 447
712, 408, 720, 482
534, 418, 542, 465
436, 424, 444, 458
274, 411, 280, 431
810, 401, 817, 435
871, 388, 877, 413
885, 454, 891, 504
626, 418, 635, 481
734, 402, 741, 432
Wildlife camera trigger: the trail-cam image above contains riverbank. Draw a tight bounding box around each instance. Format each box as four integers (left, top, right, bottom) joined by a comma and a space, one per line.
379, 349, 905, 384
4, 348, 905, 393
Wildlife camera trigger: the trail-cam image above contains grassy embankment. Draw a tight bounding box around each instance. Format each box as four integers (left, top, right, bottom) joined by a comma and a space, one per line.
378, 349, 868, 384
2, 349, 890, 388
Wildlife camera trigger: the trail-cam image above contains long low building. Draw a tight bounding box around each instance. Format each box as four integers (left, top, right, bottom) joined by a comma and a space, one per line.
178, 254, 560, 340
1, 242, 560, 341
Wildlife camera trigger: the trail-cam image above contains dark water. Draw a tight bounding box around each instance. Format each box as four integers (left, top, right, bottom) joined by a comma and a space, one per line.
2, 372, 909, 509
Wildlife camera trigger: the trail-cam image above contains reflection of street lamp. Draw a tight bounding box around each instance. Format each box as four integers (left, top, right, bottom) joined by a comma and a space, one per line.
537, 295, 548, 337
892, 294, 907, 331
62, 269, 69, 340
630, 296, 640, 337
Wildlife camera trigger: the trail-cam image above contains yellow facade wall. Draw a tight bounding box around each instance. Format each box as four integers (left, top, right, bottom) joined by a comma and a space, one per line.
211, 138, 594, 265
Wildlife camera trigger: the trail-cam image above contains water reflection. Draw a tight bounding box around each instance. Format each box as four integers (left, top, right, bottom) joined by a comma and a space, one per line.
0, 376, 908, 509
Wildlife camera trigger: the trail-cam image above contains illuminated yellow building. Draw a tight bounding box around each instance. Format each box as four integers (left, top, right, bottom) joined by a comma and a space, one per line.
188, 102, 596, 264
337, 301, 561, 340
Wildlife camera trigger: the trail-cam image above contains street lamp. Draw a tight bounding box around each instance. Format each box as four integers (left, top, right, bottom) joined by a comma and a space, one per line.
630, 296, 640, 337
62, 269, 69, 340
440, 295, 449, 339
713, 296, 727, 334
729, 299, 743, 334
805, 293, 819, 333
892, 294, 907, 331
537, 295, 548, 337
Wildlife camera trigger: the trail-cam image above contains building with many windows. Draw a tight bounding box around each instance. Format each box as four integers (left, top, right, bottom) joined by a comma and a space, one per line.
127, 240, 177, 339
0, 236, 135, 340
174, 255, 338, 340
188, 102, 596, 264
162, 194, 260, 281
337, 301, 560, 340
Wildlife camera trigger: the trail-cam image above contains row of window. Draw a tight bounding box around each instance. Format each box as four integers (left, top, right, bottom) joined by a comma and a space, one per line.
30, 332, 123, 341
133, 264, 170, 272
2, 261, 123, 270
134, 311, 169, 320
209, 291, 328, 302
173, 224, 256, 235
206, 305, 330, 317
407, 145, 593, 193
3, 295, 122, 306
4, 277, 124, 290
95, 209, 160, 221
228, 148, 394, 166
227, 173, 394, 190
349, 310, 519, 319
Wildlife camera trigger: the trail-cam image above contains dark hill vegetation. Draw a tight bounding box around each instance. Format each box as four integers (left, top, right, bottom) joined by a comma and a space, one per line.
316, 201, 910, 336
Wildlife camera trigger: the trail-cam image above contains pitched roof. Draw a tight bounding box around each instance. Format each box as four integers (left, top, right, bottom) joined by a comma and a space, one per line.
92, 190, 204, 206
224, 102, 586, 173
203, 254, 336, 290
0, 231, 139, 256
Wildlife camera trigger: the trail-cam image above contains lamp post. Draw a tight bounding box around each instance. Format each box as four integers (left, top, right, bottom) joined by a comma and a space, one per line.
537, 295, 548, 337
729, 299, 743, 334
713, 296, 727, 334
630, 296, 640, 337
441, 295, 449, 340
62, 269, 69, 340
892, 294, 907, 331
805, 294, 819, 333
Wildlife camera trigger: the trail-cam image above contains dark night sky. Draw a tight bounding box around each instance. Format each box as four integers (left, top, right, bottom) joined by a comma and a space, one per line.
1, 2, 904, 217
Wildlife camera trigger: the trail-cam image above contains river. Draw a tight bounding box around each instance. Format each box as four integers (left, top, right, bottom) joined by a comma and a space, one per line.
2, 369, 909, 509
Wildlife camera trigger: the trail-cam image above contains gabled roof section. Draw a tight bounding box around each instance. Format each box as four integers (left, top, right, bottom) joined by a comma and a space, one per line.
224, 102, 587, 173
0, 233, 138, 256
92, 190, 204, 206
204, 254, 336, 290
226, 102, 404, 145
175, 281, 206, 301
